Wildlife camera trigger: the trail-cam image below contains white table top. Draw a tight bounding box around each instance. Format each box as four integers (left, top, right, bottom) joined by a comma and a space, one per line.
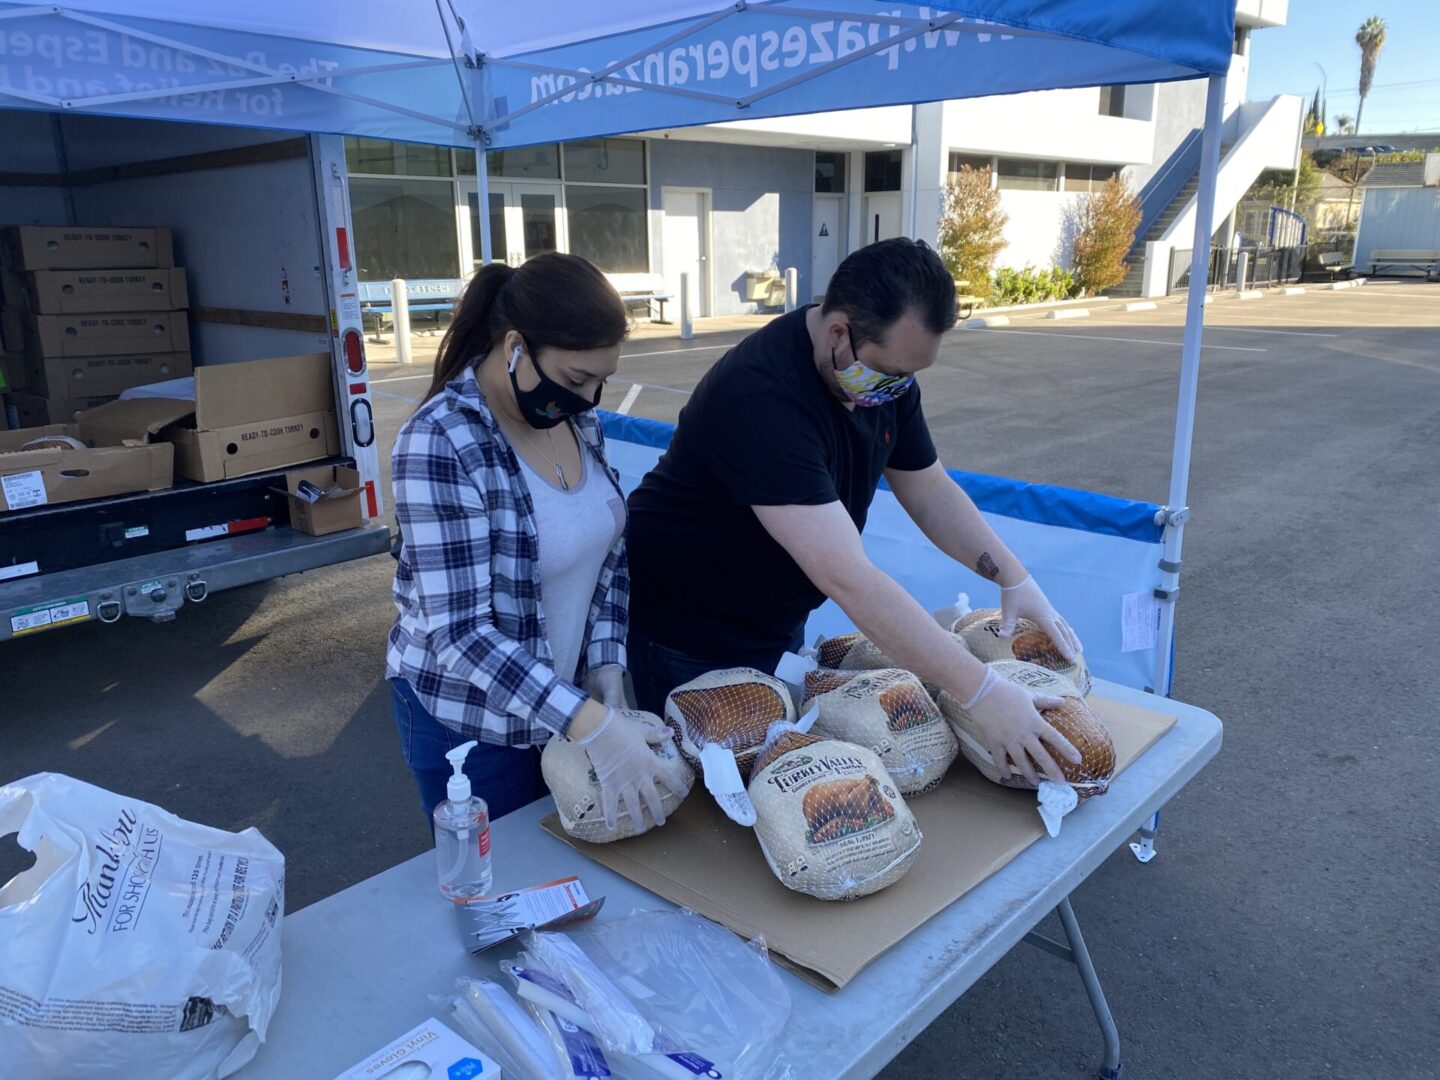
240, 680, 1221, 1080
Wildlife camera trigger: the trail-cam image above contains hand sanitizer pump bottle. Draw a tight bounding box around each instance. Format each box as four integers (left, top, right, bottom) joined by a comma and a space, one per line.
433, 740, 493, 899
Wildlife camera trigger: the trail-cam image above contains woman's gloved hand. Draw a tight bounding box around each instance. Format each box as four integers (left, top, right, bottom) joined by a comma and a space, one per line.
582, 664, 630, 710
999, 574, 1083, 662
576, 707, 688, 831
963, 666, 1080, 786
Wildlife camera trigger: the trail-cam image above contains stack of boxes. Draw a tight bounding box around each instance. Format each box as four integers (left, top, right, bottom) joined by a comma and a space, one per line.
0, 226, 193, 429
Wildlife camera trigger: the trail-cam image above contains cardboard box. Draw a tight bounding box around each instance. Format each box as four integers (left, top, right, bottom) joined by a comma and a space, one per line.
9, 392, 118, 426
277, 464, 361, 536
543, 694, 1177, 991
333, 1018, 499, 1080
0, 399, 180, 513
0, 226, 174, 271
25, 351, 193, 399
1, 308, 190, 362
0, 268, 188, 314
164, 352, 339, 482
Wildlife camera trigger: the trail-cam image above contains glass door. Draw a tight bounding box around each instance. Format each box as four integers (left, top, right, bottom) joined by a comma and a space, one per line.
461, 181, 564, 270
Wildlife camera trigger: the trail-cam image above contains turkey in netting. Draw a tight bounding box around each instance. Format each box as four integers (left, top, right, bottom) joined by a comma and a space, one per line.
542, 710, 695, 843
663, 667, 794, 775
801, 668, 958, 794
813, 631, 897, 671
950, 609, 1091, 696
748, 724, 921, 901
938, 660, 1114, 798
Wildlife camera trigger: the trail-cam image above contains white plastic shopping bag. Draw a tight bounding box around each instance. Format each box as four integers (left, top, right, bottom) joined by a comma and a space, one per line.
0, 773, 285, 1079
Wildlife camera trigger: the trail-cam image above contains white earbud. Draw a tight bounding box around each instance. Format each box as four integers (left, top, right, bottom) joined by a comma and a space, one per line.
509, 344, 522, 372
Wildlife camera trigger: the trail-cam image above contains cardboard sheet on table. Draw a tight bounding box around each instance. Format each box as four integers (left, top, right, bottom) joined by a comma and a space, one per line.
542, 694, 1175, 992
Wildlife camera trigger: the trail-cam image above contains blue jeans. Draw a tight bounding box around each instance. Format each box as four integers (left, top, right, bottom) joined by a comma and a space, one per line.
628, 626, 805, 714
390, 678, 547, 825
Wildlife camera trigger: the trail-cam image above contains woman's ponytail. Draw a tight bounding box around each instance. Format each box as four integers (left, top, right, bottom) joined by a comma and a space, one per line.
424, 262, 517, 402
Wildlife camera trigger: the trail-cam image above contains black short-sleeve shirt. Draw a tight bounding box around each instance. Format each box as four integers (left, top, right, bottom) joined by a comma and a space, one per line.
626, 306, 937, 659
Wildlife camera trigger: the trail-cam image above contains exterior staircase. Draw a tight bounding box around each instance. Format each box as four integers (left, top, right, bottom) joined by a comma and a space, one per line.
1110, 174, 1202, 296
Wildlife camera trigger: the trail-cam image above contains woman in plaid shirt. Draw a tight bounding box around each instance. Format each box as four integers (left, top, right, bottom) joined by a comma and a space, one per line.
388, 254, 686, 832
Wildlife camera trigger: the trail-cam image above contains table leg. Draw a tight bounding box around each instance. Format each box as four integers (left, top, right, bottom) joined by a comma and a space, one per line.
1023, 897, 1123, 1080
1129, 811, 1160, 864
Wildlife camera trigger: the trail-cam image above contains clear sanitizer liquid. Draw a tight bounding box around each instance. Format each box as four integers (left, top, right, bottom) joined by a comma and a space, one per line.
434, 740, 493, 899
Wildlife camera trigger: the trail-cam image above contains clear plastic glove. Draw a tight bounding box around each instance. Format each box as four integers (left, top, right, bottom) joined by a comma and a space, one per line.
999, 574, 1083, 662
576, 708, 688, 831
964, 667, 1081, 786
582, 664, 630, 709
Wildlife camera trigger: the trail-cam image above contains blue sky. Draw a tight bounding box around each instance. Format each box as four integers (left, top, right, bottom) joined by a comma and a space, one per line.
1247, 1, 1440, 134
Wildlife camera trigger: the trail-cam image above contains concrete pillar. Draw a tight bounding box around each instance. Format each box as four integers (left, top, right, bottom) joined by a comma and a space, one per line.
390, 279, 412, 365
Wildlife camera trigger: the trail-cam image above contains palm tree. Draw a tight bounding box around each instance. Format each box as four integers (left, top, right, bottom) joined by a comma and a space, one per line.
1334, 114, 1355, 135
1353, 16, 1387, 135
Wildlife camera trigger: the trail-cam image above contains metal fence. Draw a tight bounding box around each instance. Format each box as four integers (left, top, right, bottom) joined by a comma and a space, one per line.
1167, 244, 1308, 294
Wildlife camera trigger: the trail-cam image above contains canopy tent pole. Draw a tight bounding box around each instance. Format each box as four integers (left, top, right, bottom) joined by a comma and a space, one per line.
476, 140, 494, 265
1153, 73, 1226, 699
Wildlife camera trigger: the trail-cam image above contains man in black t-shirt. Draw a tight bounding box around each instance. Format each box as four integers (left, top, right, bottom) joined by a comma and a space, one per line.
627, 239, 1085, 786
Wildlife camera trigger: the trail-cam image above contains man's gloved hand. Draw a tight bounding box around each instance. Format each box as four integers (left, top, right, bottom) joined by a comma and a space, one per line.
999, 575, 1083, 662
576, 708, 687, 831
963, 667, 1080, 786
582, 664, 630, 709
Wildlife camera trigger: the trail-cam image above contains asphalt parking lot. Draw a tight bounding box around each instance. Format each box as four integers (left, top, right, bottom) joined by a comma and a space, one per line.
4, 280, 1437, 1078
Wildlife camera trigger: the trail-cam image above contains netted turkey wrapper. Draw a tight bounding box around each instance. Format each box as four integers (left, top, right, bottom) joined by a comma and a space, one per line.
951, 609, 1092, 696
749, 735, 922, 901
938, 660, 1114, 798
663, 667, 794, 773
542, 710, 696, 843
801, 668, 958, 795
814, 632, 898, 672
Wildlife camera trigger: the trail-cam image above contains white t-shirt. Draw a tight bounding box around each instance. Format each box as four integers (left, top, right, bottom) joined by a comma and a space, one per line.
516, 441, 625, 684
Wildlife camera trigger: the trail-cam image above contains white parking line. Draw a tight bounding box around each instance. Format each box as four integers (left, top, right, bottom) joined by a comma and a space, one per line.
1191, 325, 1340, 338
966, 327, 1266, 352
623, 343, 732, 359
616, 383, 644, 415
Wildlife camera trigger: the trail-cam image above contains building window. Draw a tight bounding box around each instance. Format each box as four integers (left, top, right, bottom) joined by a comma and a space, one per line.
344, 137, 452, 177
349, 178, 460, 280
563, 138, 646, 185
565, 185, 648, 273
456, 144, 561, 180
996, 158, 1059, 192
1098, 85, 1126, 118
864, 149, 903, 192
815, 151, 847, 193
1063, 164, 1120, 193
948, 153, 994, 180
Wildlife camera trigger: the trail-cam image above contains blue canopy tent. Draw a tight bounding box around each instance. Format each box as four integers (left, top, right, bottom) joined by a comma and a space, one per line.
0, 0, 1229, 789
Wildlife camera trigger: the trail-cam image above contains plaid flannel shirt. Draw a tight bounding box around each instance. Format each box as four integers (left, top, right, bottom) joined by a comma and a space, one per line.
386, 369, 628, 746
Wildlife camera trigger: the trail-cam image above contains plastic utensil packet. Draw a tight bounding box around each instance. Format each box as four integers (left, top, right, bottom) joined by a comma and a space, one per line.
564, 909, 792, 1077
529, 928, 657, 1055
450, 978, 556, 1080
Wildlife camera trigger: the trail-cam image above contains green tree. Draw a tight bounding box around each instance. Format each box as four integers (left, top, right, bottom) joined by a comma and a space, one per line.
1070, 176, 1142, 296
937, 166, 1008, 291
1333, 113, 1355, 135
1354, 16, 1387, 135
1247, 152, 1324, 222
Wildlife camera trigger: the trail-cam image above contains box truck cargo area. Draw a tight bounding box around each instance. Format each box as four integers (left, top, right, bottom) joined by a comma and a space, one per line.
0, 112, 389, 642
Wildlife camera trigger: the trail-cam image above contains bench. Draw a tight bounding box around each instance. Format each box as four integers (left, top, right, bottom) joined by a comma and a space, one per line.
606, 271, 673, 323
1316, 251, 1353, 281
954, 279, 983, 320
357, 279, 463, 340
1367, 249, 1440, 279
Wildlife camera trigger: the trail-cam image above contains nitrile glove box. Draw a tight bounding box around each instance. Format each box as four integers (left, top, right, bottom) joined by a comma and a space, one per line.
333, 1017, 499, 1080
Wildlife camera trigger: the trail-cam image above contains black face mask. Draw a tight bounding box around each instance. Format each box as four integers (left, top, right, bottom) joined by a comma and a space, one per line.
508, 344, 600, 429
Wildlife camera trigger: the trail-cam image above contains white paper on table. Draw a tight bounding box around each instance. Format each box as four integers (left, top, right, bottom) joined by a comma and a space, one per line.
1121, 591, 1162, 653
